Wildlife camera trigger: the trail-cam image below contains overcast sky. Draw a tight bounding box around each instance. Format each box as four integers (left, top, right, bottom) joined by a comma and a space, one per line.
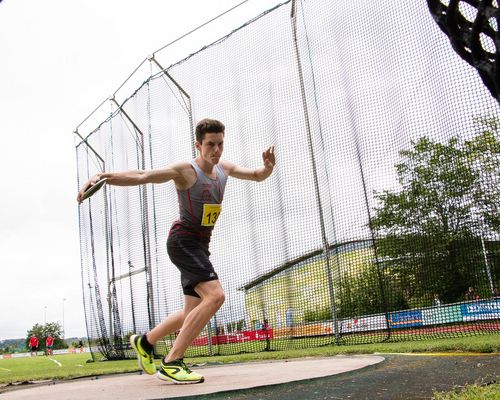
0, 0, 283, 341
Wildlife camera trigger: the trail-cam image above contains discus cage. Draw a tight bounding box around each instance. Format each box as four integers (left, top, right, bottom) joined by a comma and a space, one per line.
74, 0, 500, 360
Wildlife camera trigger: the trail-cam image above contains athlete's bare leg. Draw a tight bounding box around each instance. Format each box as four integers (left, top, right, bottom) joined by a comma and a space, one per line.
165, 280, 225, 362
146, 295, 202, 345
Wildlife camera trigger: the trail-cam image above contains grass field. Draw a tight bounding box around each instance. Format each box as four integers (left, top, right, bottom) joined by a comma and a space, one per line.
434, 383, 500, 400
1, 334, 499, 399
0, 353, 136, 384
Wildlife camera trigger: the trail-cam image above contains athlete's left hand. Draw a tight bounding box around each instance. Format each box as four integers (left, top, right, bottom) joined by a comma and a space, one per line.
262, 146, 275, 170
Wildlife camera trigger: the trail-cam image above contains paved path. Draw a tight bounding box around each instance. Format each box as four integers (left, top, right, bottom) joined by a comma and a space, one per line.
184, 353, 500, 400
0, 355, 383, 400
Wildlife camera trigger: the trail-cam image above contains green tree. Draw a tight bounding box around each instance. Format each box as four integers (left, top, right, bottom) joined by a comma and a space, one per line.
25, 322, 66, 352
371, 118, 500, 307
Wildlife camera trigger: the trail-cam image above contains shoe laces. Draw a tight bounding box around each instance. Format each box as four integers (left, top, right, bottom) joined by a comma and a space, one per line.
138, 337, 153, 361
178, 359, 193, 374
141, 347, 153, 362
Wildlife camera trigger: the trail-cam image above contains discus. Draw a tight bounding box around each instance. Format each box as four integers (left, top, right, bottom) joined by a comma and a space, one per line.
81, 178, 107, 201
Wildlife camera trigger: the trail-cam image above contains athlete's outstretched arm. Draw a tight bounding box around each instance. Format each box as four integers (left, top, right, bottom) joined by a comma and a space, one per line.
77, 162, 188, 203
222, 145, 275, 182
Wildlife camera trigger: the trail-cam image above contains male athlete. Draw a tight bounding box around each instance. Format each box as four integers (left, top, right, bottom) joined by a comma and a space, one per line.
77, 118, 275, 384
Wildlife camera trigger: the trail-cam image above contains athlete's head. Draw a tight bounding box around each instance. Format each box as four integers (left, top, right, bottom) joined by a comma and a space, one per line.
195, 118, 225, 143
195, 119, 225, 164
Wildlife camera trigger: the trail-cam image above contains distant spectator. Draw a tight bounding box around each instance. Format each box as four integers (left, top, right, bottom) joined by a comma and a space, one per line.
275, 310, 282, 328
491, 287, 499, 299
465, 287, 479, 301
262, 319, 271, 351
432, 294, 442, 307
286, 308, 294, 328
78, 340, 84, 353
45, 335, 54, 356
29, 335, 38, 357
216, 326, 225, 335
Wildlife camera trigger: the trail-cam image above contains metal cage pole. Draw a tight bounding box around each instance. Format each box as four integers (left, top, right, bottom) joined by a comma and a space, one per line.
110, 97, 157, 331
75, 130, 116, 349
149, 56, 196, 158
290, 0, 339, 344
75, 144, 97, 359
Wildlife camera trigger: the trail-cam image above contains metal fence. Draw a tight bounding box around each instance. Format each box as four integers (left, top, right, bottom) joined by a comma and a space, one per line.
75, 0, 500, 360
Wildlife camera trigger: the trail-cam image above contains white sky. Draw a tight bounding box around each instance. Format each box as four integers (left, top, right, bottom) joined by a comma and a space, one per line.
0, 0, 284, 341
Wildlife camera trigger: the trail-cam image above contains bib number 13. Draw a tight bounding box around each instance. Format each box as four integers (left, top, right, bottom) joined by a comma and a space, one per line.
202, 204, 222, 227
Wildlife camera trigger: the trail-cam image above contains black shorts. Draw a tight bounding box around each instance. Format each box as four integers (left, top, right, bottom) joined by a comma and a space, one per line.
167, 232, 218, 298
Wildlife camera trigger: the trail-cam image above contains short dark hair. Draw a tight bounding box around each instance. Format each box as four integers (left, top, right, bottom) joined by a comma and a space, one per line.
195, 118, 225, 143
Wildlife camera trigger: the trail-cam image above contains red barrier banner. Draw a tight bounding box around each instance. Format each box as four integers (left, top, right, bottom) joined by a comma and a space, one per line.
192, 329, 273, 346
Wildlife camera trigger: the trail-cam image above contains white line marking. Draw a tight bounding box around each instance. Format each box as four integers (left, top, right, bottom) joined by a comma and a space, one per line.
0, 367, 11, 371
48, 358, 62, 367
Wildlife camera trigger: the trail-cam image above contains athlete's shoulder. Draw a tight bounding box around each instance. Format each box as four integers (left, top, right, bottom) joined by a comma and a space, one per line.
169, 160, 196, 189
165, 160, 193, 176
219, 159, 235, 176
171, 160, 193, 169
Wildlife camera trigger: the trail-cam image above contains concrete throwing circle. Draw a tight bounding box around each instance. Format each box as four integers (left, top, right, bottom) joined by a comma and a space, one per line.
0, 355, 384, 400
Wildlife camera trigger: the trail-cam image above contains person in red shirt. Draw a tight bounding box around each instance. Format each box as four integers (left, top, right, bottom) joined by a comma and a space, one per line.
29, 335, 39, 356
45, 335, 54, 356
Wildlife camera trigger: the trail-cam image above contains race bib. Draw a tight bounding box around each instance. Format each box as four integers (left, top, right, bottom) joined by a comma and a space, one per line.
201, 204, 222, 227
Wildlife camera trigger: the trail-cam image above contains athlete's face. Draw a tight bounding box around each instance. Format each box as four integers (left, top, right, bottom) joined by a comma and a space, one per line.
196, 132, 224, 164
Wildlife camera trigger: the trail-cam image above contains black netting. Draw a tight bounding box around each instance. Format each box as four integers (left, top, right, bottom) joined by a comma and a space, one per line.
75, 0, 500, 360
427, 0, 500, 102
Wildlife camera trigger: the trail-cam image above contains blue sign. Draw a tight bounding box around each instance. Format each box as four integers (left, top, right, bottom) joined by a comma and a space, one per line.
460, 299, 500, 321
388, 310, 423, 328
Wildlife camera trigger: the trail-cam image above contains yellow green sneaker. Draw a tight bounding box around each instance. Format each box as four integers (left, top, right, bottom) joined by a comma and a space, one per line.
157, 359, 204, 384
130, 334, 156, 375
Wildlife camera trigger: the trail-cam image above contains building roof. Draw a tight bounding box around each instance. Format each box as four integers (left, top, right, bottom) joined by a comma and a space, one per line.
238, 239, 372, 291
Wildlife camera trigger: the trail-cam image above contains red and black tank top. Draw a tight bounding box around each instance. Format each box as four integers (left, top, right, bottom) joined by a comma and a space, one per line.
170, 160, 228, 243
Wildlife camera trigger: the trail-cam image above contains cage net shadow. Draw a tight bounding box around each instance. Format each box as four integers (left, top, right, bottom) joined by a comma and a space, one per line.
75, 0, 500, 360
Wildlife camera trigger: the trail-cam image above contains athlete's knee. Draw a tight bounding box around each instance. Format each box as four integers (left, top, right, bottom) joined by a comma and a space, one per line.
215, 290, 225, 308
207, 289, 225, 309
196, 280, 225, 309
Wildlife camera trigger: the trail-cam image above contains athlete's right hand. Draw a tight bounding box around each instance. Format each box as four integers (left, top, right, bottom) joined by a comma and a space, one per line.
77, 174, 101, 204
